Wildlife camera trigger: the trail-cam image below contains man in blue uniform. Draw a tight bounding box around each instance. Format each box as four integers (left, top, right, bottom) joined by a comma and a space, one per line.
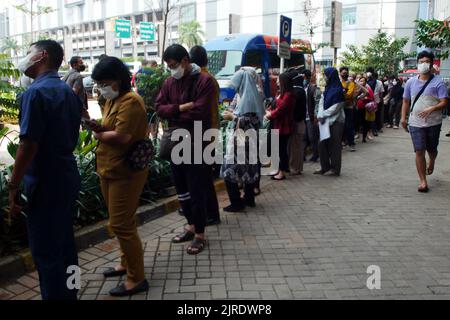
8, 40, 82, 300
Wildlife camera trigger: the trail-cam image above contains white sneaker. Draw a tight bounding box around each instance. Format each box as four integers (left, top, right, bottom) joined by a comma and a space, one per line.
393, 125, 399, 129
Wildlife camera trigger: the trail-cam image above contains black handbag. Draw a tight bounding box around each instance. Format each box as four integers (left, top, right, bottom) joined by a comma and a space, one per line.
127, 138, 155, 170
159, 127, 179, 161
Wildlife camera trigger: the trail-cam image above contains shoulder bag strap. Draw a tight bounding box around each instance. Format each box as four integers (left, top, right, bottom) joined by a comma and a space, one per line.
411, 75, 434, 113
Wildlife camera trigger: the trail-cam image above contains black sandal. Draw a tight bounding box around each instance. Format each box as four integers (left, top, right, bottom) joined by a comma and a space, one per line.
172, 229, 195, 243
187, 238, 206, 255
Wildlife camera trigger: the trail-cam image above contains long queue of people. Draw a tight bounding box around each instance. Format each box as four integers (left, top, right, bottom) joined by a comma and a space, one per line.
7, 39, 448, 301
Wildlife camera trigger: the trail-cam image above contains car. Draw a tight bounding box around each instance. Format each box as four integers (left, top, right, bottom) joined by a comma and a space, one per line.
83, 75, 95, 99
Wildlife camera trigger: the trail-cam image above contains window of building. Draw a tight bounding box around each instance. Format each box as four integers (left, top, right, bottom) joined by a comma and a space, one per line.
147, 13, 153, 22
98, 21, 104, 30
179, 3, 196, 24
342, 7, 356, 27
135, 14, 143, 24
155, 11, 163, 21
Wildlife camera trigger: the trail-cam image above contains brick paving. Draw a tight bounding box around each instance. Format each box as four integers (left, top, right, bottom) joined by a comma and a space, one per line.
1, 123, 450, 300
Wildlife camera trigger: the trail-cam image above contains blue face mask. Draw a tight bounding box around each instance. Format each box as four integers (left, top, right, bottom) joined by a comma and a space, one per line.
303, 80, 309, 87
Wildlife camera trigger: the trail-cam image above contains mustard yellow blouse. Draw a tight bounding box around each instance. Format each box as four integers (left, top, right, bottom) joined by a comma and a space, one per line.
96, 92, 148, 179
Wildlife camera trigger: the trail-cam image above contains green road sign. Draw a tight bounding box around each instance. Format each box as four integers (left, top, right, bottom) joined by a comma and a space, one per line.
115, 19, 131, 39
140, 22, 155, 41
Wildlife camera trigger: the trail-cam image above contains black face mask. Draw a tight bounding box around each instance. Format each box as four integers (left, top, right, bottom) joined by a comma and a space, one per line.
342, 74, 349, 80
78, 64, 86, 72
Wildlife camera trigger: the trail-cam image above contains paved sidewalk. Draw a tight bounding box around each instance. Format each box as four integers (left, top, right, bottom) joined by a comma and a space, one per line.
1, 124, 450, 300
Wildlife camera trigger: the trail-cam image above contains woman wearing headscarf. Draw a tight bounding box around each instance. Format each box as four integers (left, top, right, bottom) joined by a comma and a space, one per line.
314, 67, 346, 176
221, 68, 265, 212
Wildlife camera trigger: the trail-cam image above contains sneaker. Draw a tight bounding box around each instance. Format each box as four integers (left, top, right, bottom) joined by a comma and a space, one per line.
386, 124, 392, 128
354, 134, 360, 140
349, 145, 356, 152
393, 125, 399, 130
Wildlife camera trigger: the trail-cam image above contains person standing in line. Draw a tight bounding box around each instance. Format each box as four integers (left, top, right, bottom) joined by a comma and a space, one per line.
156, 44, 215, 255
303, 70, 321, 162
265, 72, 296, 181
9, 40, 82, 300
63, 56, 90, 119
221, 68, 264, 211
189, 45, 221, 226
356, 76, 376, 143
340, 66, 356, 152
314, 67, 345, 176
387, 78, 404, 129
90, 57, 150, 297
401, 51, 448, 193
288, 71, 307, 175
374, 72, 385, 133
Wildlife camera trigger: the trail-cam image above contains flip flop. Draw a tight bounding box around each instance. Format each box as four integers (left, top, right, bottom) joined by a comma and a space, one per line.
172, 229, 195, 243
187, 238, 206, 255
271, 176, 286, 181
426, 167, 434, 176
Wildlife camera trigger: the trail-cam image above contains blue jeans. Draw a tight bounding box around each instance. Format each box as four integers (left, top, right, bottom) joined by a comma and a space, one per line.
344, 108, 355, 146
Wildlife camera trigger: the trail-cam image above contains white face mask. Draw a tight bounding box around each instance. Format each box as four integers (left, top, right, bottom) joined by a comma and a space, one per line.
17, 51, 43, 75
392, 81, 398, 86
417, 62, 431, 74
99, 86, 119, 100
170, 65, 185, 80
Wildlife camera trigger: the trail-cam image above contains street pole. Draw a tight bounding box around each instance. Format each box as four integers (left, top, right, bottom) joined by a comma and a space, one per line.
280, 58, 285, 74
334, 47, 338, 66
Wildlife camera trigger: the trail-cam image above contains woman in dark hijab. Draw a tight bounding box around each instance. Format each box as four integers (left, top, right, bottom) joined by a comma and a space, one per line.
314, 67, 346, 176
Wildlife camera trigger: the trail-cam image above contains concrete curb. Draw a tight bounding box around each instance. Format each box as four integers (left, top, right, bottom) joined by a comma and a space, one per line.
0, 179, 226, 286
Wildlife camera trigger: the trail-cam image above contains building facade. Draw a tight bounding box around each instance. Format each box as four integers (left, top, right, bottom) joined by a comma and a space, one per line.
1, 0, 448, 76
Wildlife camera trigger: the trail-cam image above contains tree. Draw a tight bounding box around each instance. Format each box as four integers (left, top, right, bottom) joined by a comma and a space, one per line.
14, 1, 55, 43
178, 21, 204, 48
293, 0, 330, 53
159, 0, 179, 54
340, 31, 410, 76
0, 54, 22, 123
415, 18, 450, 60
0, 39, 19, 58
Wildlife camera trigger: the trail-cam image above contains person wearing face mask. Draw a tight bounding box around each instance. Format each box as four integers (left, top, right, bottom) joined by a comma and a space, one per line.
314, 67, 346, 176
401, 51, 448, 193
303, 70, 321, 162
156, 44, 216, 256
90, 57, 150, 297
9, 40, 83, 300
63, 56, 89, 119
387, 78, 404, 129
340, 66, 356, 152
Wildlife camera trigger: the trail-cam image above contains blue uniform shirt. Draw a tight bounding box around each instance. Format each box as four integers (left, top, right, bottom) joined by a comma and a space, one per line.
19, 71, 82, 196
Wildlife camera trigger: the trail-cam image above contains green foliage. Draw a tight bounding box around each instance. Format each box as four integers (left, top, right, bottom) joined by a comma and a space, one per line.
415, 19, 450, 60
0, 39, 20, 57
136, 67, 170, 113
0, 125, 176, 256
121, 57, 145, 63
0, 54, 22, 123
340, 31, 411, 77
0, 129, 28, 257
178, 21, 205, 48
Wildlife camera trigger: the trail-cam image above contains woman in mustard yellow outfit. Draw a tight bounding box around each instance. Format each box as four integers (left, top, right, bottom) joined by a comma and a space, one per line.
90, 57, 149, 297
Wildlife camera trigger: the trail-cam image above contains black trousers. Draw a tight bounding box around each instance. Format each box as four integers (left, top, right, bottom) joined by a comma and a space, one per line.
225, 180, 255, 206
205, 165, 220, 222
171, 163, 209, 234
279, 134, 290, 172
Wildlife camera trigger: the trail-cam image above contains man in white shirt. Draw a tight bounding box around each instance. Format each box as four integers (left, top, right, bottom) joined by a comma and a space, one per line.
374, 72, 385, 132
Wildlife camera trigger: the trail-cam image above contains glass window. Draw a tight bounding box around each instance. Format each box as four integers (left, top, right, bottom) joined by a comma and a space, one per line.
135, 14, 143, 24
244, 50, 263, 70
180, 3, 196, 24
207, 50, 243, 79
343, 7, 356, 27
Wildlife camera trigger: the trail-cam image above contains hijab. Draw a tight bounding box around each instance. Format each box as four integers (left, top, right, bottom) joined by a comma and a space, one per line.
323, 67, 345, 110
230, 68, 265, 124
